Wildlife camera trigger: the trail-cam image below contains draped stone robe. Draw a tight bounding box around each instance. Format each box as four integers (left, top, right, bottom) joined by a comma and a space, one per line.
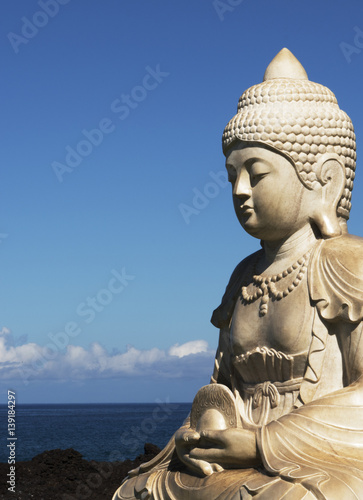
113, 233, 363, 500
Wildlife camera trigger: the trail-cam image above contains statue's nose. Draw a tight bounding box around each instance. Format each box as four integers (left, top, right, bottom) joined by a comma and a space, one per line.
233, 171, 252, 198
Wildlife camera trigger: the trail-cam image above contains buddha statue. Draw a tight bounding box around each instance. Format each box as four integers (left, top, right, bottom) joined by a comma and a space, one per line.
113, 48, 363, 499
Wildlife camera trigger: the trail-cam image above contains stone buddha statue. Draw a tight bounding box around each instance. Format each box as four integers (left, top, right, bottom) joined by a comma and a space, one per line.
113, 48, 363, 499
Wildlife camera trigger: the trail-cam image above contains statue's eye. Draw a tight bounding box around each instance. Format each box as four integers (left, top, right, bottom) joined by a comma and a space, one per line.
250, 162, 270, 181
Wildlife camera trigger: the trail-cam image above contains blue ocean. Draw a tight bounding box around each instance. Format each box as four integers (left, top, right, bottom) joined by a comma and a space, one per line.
0, 403, 191, 463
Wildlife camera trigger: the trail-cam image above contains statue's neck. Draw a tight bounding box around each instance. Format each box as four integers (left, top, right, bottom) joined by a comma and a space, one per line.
261, 225, 318, 269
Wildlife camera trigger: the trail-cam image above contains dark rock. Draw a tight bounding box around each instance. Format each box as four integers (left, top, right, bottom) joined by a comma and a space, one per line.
0, 444, 161, 500
144, 442, 161, 456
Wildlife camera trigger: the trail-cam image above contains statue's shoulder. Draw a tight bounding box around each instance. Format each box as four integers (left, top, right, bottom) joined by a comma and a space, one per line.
309, 233, 363, 323
211, 250, 262, 329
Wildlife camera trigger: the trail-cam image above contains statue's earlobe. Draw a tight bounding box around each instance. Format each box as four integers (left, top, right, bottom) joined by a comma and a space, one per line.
309, 154, 346, 238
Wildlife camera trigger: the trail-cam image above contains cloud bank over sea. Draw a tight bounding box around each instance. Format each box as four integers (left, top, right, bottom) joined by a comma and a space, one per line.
0, 328, 214, 385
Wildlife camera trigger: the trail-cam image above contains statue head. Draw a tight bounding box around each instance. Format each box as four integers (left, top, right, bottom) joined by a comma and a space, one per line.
223, 48, 356, 239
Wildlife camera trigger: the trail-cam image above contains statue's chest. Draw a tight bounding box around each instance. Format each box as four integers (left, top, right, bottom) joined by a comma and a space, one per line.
230, 274, 314, 356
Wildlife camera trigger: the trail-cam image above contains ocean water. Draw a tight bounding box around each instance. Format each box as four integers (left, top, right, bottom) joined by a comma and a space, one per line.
0, 403, 191, 463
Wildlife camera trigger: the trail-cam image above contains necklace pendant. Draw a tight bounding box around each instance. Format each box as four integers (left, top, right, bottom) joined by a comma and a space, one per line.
259, 302, 268, 316
259, 289, 269, 316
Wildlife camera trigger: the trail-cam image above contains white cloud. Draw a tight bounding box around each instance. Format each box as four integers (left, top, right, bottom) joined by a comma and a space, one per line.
0, 328, 215, 384
168, 340, 209, 358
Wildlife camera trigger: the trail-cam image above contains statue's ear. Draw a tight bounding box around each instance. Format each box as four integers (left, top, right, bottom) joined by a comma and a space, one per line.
309, 154, 346, 238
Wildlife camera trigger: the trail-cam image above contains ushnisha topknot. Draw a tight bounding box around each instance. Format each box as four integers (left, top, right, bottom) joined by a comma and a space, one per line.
223, 48, 356, 220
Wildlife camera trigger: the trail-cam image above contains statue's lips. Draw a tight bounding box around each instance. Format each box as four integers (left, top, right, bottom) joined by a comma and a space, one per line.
239, 206, 254, 216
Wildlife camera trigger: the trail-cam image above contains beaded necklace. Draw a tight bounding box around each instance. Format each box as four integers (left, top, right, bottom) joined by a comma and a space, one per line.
241, 250, 312, 316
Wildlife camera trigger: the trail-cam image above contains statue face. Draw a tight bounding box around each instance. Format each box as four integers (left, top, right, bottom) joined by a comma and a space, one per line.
225, 144, 311, 242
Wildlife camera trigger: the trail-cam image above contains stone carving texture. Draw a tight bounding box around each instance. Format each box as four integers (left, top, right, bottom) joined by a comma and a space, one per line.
113, 49, 363, 499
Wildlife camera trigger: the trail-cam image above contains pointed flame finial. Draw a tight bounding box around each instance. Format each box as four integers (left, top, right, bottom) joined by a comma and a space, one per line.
263, 48, 308, 81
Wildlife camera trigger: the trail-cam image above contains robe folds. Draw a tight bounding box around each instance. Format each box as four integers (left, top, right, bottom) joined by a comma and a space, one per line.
113, 234, 363, 500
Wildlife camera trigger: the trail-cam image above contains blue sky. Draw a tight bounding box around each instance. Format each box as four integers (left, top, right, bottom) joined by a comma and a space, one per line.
0, 0, 362, 403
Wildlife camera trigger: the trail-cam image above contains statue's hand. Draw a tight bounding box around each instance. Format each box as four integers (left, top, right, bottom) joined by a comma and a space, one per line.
175, 427, 223, 476
189, 428, 261, 470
